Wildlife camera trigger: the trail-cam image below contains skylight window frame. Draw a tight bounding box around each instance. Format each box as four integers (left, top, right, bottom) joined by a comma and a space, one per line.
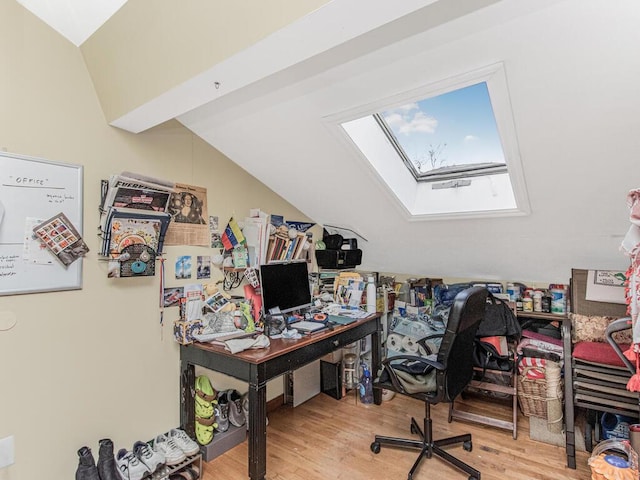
331, 62, 530, 220
372, 112, 509, 183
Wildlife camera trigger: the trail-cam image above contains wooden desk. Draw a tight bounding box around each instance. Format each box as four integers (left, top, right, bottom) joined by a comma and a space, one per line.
180, 314, 382, 480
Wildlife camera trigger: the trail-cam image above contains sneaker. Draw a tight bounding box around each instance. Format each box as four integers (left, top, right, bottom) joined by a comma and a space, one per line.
153, 433, 186, 466
168, 428, 200, 456
116, 448, 150, 480
215, 394, 230, 432
242, 392, 268, 430
133, 440, 165, 473
225, 389, 245, 427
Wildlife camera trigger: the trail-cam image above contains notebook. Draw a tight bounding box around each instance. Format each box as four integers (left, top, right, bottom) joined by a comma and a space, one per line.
327, 315, 357, 326
292, 321, 326, 333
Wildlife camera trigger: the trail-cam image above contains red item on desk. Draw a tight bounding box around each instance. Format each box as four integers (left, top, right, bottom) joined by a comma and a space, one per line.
244, 284, 262, 322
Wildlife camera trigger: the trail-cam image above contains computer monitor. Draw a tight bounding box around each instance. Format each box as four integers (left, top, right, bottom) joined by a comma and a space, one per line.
259, 261, 312, 314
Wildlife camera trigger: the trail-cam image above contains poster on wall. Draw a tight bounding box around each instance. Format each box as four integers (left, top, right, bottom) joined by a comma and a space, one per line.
0, 151, 83, 295
164, 183, 209, 246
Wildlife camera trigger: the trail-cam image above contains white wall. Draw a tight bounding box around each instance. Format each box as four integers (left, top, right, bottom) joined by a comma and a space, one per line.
0, 3, 311, 479
181, 0, 640, 285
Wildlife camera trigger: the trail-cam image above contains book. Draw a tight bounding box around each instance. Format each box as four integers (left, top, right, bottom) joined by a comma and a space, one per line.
283, 238, 296, 261
265, 236, 276, 263
271, 236, 286, 262
293, 232, 308, 260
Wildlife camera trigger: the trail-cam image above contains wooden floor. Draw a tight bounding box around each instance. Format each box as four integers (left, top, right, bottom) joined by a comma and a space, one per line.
202, 392, 591, 480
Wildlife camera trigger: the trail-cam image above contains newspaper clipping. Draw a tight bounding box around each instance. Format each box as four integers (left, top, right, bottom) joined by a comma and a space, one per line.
164, 183, 209, 246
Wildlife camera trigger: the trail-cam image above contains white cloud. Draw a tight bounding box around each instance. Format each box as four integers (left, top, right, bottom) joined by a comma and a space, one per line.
383, 109, 438, 135
400, 112, 438, 134
384, 112, 438, 135
396, 103, 419, 114
464, 135, 479, 143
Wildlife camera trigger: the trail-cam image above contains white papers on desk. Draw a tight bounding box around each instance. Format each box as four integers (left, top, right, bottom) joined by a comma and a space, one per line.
192, 329, 248, 343
323, 304, 369, 318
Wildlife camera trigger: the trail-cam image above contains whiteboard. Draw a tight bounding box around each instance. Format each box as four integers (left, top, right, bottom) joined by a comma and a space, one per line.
0, 152, 83, 295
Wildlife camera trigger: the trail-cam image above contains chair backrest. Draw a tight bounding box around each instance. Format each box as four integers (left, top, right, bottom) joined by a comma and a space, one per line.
436, 286, 489, 401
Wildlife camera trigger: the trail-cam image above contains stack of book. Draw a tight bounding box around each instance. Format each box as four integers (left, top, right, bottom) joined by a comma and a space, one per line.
265, 231, 310, 263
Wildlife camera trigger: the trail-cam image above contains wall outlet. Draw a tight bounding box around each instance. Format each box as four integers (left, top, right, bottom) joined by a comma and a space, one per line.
0, 436, 14, 468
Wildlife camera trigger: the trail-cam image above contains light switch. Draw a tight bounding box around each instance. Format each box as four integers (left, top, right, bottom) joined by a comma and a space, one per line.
0, 436, 15, 468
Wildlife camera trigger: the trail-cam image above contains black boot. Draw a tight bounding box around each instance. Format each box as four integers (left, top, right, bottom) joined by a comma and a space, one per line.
97, 438, 121, 480
76, 446, 100, 480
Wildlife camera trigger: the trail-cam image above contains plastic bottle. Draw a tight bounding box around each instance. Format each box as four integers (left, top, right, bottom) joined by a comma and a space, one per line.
398, 281, 411, 304
550, 284, 567, 315
533, 290, 543, 312
523, 293, 533, 313
359, 364, 374, 404
515, 294, 523, 312
366, 276, 377, 314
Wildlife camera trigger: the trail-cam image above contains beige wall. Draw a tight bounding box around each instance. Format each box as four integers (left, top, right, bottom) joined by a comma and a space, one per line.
0, 3, 313, 479
81, 0, 330, 122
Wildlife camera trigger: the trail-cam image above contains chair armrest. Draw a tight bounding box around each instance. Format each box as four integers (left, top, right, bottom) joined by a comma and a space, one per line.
605, 316, 635, 374
417, 333, 444, 355
383, 354, 444, 371
377, 354, 444, 394
377, 355, 445, 395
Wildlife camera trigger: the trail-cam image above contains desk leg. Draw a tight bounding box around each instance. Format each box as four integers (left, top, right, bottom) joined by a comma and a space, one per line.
180, 361, 195, 439
247, 365, 267, 480
372, 319, 383, 405
562, 317, 576, 469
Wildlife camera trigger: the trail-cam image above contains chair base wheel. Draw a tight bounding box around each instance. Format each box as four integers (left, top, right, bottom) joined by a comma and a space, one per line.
463, 440, 472, 452
370, 442, 381, 454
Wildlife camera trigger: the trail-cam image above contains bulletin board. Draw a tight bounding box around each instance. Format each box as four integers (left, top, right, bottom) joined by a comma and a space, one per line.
0, 152, 84, 295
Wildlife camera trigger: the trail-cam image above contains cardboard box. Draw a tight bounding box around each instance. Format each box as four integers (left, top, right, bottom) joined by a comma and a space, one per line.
173, 320, 202, 345
321, 350, 343, 363
200, 424, 246, 462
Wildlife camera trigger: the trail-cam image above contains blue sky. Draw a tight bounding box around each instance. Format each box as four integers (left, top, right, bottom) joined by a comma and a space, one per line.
381, 82, 505, 172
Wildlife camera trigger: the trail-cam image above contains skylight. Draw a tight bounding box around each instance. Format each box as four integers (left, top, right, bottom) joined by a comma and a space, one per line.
340, 63, 529, 219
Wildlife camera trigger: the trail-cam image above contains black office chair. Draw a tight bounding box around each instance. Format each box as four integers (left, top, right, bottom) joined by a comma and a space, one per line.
370, 286, 488, 480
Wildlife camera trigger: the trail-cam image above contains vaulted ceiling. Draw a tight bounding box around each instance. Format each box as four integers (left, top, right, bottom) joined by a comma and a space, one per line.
18, 0, 640, 284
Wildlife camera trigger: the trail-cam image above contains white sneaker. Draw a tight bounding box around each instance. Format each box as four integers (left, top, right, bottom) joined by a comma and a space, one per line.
153, 433, 186, 466
168, 428, 200, 456
133, 440, 165, 473
116, 448, 150, 480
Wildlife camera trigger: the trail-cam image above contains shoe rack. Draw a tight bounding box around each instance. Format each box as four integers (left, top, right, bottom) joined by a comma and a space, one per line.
161, 453, 202, 479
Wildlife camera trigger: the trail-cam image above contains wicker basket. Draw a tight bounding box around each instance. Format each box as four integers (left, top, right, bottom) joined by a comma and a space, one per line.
518, 362, 564, 424
518, 367, 549, 419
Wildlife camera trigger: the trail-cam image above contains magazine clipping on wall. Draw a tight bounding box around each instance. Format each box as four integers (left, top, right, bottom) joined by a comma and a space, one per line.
164, 183, 209, 246
32, 212, 90, 267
